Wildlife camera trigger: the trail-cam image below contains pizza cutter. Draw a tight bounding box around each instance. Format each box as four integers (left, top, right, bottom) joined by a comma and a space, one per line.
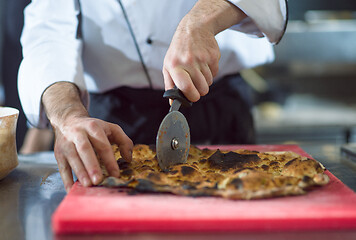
156, 87, 192, 171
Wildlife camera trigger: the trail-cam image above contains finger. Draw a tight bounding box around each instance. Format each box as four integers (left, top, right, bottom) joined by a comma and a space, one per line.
163, 68, 175, 91
207, 45, 221, 77
163, 69, 174, 106
189, 66, 209, 96
65, 143, 92, 187
55, 151, 74, 192
108, 123, 133, 163
87, 126, 120, 178
208, 61, 219, 78
201, 63, 213, 86
73, 133, 103, 185
169, 67, 201, 102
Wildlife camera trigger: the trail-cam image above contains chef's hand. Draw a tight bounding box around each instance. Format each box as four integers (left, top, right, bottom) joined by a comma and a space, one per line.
42, 82, 133, 192
163, 0, 246, 102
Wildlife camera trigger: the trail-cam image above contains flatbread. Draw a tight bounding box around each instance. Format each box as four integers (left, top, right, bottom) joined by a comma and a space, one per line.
100, 144, 329, 200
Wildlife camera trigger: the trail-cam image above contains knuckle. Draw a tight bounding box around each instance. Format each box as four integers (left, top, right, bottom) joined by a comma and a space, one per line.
76, 172, 88, 181
64, 183, 72, 191
58, 162, 71, 173
98, 144, 113, 154
211, 64, 219, 77
54, 148, 63, 159
182, 53, 194, 65
187, 90, 200, 102
87, 120, 100, 132
69, 125, 82, 135
105, 160, 117, 170
113, 123, 123, 132
180, 82, 194, 93
127, 138, 134, 147
198, 53, 209, 63
165, 57, 179, 69
208, 49, 220, 63
77, 141, 91, 152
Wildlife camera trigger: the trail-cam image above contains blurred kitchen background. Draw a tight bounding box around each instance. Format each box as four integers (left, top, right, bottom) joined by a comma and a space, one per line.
246, 0, 356, 145
0, 0, 356, 150
0, 0, 30, 150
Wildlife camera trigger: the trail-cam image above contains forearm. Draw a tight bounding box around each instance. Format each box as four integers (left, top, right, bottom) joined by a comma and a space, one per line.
180, 0, 247, 36
42, 82, 89, 129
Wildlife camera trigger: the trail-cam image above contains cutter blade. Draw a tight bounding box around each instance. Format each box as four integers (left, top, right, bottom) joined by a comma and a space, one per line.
156, 110, 190, 170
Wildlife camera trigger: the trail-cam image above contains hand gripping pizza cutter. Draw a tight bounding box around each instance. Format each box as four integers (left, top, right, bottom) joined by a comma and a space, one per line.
156, 87, 192, 171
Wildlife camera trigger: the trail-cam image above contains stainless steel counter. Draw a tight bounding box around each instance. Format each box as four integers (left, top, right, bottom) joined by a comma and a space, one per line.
0, 152, 65, 240
1, 144, 355, 240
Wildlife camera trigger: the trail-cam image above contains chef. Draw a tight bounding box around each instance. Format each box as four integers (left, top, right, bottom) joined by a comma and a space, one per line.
18, 0, 287, 192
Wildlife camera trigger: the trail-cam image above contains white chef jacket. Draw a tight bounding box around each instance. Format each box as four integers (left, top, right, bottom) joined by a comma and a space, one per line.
18, 0, 287, 127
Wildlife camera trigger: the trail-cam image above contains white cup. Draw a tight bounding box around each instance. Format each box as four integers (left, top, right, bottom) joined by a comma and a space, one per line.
0, 107, 19, 180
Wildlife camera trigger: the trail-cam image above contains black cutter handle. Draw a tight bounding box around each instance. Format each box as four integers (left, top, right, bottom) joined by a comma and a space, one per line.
163, 86, 192, 108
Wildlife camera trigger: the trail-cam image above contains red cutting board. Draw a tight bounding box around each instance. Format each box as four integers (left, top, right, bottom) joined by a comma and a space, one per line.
52, 145, 356, 234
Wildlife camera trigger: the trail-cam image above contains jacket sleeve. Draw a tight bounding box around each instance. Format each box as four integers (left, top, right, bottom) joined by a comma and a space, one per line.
18, 0, 88, 128
227, 0, 288, 44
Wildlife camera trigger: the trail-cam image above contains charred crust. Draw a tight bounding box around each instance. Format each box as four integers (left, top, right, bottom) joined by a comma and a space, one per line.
182, 184, 197, 190
302, 175, 312, 182
285, 159, 297, 167
202, 148, 214, 154
207, 150, 260, 171
180, 166, 196, 176
168, 170, 179, 175
139, 165, 154, 171
121, 169, 133, 177
147, 172, 162, 182
313, 161, 323, 172
199, 158, 207, 164
135, 179, 156, 192
261, 165, 269, 171
117, 158, 130, 169
230, 178, 243, 189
